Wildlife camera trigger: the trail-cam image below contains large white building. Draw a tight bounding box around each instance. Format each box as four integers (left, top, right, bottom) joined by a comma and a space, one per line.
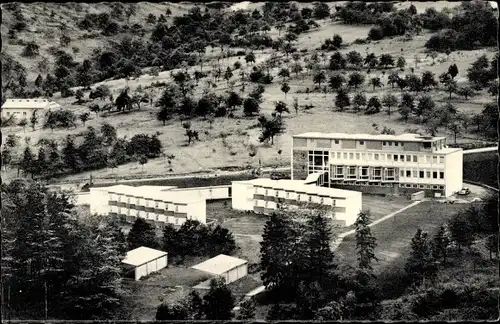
291, 132, 463, 198
89, 184, 233, 227
1, 98, 60, 119
232, 178, 362, 226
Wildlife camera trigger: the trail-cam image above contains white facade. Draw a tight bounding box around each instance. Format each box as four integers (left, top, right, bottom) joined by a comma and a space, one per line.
192, 254, 248, 285
166, 185, 232, 201
122, 246, 168, 281
444, 149, 463, 197
232, 178, 362, 226
292, 132, 463, 197
90, 185, 206, 226
1, 98, 60, 119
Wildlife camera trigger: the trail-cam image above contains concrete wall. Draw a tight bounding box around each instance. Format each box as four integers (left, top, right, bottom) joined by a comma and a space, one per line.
224, 263, 248, 284
231, 181, 254, 211
343, 193, 362, 226
292, 149, 308, 180
2, 108, 40, 119
411, 191, 425, 201
133, 255, 168, 281
341, 139, 356, 149
89, 188, 111, 215
445, 150, 463, 196
167, 185, 231, 201
187, 200, 207, 224
366, 140, 382, 150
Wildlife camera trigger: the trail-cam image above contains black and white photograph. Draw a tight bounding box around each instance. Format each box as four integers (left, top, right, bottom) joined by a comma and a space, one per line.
1, 1, 499, 321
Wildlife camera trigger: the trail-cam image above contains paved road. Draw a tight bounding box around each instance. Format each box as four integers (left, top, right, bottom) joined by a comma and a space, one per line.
331, 200, 423, 251
462, 146, 497, 154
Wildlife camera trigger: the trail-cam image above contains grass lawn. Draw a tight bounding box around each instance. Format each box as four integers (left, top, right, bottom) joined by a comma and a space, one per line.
227, 275, 263, 297
335, 201, 467, 298
120, 266, 211, 321
361, 194, 412, 223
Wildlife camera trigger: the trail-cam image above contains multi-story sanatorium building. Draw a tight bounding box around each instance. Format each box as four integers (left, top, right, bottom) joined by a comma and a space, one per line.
291, 133, 463, 198
90, 185, 233, 227
232, 178, 362, 226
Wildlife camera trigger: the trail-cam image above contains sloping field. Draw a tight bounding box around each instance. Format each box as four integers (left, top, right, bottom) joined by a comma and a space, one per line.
335, 202, 465, 298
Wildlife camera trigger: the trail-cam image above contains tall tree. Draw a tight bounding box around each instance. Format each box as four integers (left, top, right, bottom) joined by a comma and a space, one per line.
313, 71, 326, 88
329, 73, 346, 91
348, 72, 365, 90
281, 82, 291, 99
382, 93, 398, 116
258, 115, 285, 145
203, 277, 235, 320
260, 212, 298, 297
62, 135, 80, 171
353, 92, 367, 113
365, 96, 382, 115
404, 229, 437, 285
431, 225, 450, 264
127, 218, 158, 250
354, 212, 378, 271
20, 146, 36, 178
335, 88, 351, 111
302, 210, 338, 287
448, 212, 474, 253
346, 50, 363, 67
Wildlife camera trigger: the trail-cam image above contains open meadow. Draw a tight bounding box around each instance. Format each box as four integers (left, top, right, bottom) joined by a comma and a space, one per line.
2, 2, 496, 183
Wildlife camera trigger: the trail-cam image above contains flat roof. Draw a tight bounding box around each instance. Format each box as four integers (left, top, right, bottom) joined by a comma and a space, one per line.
1, 99, 60, 110
105, 185, 201, 203
235, 179, 361, 198
122, 246, 167, 267
192, 254, 248, 275
293, 132, 446, 142
437, 147, 463, 154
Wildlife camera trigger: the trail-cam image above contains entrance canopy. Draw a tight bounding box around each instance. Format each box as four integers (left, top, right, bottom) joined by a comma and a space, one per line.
304, 172, 325, 184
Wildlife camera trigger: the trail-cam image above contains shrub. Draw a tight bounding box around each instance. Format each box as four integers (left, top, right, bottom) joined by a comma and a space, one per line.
368, 27, 384, 40
22, 42, 40, 57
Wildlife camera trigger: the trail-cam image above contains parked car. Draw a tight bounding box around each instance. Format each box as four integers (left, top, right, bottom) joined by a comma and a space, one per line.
457, 187, 471, 195
471, 197, 483, 203
270, 172, 290, 180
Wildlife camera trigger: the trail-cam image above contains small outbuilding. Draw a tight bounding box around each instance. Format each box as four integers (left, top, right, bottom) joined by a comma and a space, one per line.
191, 254, 248, 285
122, 246, 168, 281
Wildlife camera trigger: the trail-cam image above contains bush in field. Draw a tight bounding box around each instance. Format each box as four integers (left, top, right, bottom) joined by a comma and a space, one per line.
43, 109, 77, 130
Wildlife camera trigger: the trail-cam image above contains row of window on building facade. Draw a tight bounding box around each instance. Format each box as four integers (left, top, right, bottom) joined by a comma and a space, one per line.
112, 195, 182, 211
112, 209, 185, 224
5, 111, 28, 116
325, 165, 444, 180
308, 151, 445, 164
254, 190, 337, 206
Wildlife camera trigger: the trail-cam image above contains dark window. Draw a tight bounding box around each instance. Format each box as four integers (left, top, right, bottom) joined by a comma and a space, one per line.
419, 171, 424, 178
406, 170, 411, 177
334, 139, 339, 144
228, 187, 232, 197
383, 141, 386, 145
439, 172, 444, 179
359, 141, 364, 145
433, 172, 438, 179
423, 142, 431, 148
394, 155, 398, 161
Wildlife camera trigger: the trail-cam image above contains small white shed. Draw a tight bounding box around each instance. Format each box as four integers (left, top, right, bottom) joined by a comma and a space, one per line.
122, 246, 168, 281
191, 254, 248, 285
